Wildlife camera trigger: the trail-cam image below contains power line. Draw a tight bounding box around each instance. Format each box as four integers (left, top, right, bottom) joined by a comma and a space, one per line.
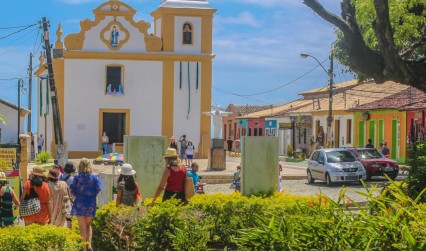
0, 27, 39, 57
0, 23, 39, 40
231, 58, 328, 97
0, 23, 38, 30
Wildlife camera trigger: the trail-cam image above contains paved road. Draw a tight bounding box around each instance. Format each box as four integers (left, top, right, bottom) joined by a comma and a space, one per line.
203, 175, 407, 203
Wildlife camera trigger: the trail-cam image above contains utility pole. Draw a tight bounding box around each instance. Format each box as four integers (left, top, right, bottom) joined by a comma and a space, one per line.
327, 53, 334, 146
17, 79, 23, 166
27, 53, 33, 133
42, 17, 65, 165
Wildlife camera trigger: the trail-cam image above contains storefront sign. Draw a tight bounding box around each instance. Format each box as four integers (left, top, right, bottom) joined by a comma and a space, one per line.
279, 123, 292, 129
0, 148, 16, 171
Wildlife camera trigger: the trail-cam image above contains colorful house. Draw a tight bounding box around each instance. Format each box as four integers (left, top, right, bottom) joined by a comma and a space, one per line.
221, 104, 271, 141
0, 98, 30, 145
350, 87, 426, 163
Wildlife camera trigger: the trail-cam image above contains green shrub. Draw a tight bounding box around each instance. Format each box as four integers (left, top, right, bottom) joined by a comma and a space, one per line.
35, 151, 52, 164
92, 201, 143, 251
287, 145, 293, 157
407, 142, 426, 202
0, 224, 82, 251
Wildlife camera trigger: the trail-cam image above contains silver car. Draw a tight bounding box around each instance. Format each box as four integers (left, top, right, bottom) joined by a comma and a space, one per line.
307, 148, 366, 186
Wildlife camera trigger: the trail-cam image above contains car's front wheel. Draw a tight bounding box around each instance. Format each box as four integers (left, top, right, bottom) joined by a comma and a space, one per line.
325, 173, 332, 187
307, 170, 315, 184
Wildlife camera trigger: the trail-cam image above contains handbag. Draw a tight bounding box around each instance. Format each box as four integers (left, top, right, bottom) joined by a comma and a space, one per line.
19, 186, 41, 217
184, 176, 195, 201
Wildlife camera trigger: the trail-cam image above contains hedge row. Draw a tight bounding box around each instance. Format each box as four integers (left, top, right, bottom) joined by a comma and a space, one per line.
92, 183, 426, 250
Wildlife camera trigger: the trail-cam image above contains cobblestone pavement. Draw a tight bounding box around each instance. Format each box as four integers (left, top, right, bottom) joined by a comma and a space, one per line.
203, 175, 407, 203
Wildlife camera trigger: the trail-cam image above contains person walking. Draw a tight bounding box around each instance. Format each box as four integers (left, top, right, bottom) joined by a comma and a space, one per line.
37, 134, 44, 153
169, 136, 178, 152
226, 137, 233, 154
0, 172, 20, 227
116, 164, 141, 207
59, 161, 76, 228
233, 138, 241, 157
47, 169, 72, 227
186, 140, 195, 166
20, 166, 50, 226
178, 134, 188, 166
151, 148, 187, 206
70, 158, 102, 251
101, 132, 109, 154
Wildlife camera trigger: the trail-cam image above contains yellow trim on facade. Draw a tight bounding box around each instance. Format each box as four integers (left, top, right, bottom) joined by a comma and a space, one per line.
162, 60, 174, 139
68, 151, 101, 159
98, 108, 130, 152
34, 63, 47, 76
199, 61, 212, 158
201, 15, 213, 53
50, 58, 65, 157
161, 15, 175, 52
63, 51, 214, 61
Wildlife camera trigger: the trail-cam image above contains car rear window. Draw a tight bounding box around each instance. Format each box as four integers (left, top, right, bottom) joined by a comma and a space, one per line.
326, 150, 356, 163
357, 149, 383, 159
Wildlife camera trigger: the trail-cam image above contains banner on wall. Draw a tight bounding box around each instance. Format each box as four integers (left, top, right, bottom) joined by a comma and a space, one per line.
3, 169, 21, 216
0, 148, 17, 171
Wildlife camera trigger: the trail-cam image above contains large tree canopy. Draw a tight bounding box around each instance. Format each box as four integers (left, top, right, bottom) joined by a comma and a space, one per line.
304, 0, 426, 91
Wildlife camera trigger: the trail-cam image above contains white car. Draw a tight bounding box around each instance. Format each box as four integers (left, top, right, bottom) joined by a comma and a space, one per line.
307, 148, 366, 186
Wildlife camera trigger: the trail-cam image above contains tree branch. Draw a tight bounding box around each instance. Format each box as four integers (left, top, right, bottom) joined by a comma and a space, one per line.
303, 0, 351, 33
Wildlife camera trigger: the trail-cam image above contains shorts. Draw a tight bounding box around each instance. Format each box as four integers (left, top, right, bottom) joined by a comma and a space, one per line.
101, 143, 108, 151
187, 154, 193, 159
180, 149, 187, 159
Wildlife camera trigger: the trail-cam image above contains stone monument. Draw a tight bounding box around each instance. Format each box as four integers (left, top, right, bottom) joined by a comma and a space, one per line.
203, 106, 231, 170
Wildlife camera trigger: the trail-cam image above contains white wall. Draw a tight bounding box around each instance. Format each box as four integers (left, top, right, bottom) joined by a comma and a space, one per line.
64, 59, 163, 151
83, 16, 148, 52
155, 18, 162, 37
0, 104, 25, 144
174, 16, 202, 54
313, 114, 354, 148
173, 61, 201, 152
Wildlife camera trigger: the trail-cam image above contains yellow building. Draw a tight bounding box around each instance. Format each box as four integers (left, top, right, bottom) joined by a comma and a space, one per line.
35, 0, 216, 158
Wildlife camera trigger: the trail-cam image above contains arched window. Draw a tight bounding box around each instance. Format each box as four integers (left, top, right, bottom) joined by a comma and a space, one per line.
182, 22, 192, 44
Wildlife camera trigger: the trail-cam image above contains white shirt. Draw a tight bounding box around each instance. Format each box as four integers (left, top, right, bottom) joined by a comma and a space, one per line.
186, 145, 195, 155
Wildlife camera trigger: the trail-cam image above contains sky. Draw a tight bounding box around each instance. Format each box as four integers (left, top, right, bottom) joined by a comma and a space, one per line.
0, 0, 354, 132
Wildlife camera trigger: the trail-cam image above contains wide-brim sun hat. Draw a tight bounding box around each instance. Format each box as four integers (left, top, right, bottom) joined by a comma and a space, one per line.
170, 136, 175, 140
119, 163, 136, 176
48, 169, 59, 180
0, 172, 6, 181
32, 166, 48, 177
164, 148, 178, 158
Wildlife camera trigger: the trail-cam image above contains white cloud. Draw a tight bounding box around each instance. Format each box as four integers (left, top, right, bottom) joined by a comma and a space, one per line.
215, 12, 262, 28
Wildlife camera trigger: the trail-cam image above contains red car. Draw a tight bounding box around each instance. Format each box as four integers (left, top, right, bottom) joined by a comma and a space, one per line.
346, 147, 399, 180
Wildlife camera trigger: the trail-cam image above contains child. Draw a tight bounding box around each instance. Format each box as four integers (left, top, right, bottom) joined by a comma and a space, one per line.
186, 140, 195, 166
233, 166, 241, 191
188, 162, 200, 193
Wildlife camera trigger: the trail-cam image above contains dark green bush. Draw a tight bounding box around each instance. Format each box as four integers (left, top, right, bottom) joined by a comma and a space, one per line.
407, 142, 426, 202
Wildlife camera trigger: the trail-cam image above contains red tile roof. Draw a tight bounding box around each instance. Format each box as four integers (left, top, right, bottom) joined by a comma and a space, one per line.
349, 87, 426, 111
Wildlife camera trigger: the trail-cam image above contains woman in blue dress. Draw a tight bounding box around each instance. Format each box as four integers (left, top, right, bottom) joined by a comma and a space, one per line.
70, 158, 102, 251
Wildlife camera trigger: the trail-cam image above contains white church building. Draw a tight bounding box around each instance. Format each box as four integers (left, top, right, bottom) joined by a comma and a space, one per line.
35, 0, 215, 158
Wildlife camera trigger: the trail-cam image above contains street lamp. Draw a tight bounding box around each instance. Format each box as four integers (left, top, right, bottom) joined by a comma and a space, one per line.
300, 52, 334, 146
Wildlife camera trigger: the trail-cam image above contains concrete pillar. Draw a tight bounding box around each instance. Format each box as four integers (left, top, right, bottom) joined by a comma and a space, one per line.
124, 136, 167, 199
19, 134, 30, 182
241, 136, 279, 196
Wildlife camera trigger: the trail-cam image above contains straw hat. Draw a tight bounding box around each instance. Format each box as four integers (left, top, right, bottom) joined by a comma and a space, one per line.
48, 169, 59, 180
0, 172, 6, 181
164, 148, 178, 158
119, 163, 136, 176
32, 166, 48, 177
170, 136, 175, 140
